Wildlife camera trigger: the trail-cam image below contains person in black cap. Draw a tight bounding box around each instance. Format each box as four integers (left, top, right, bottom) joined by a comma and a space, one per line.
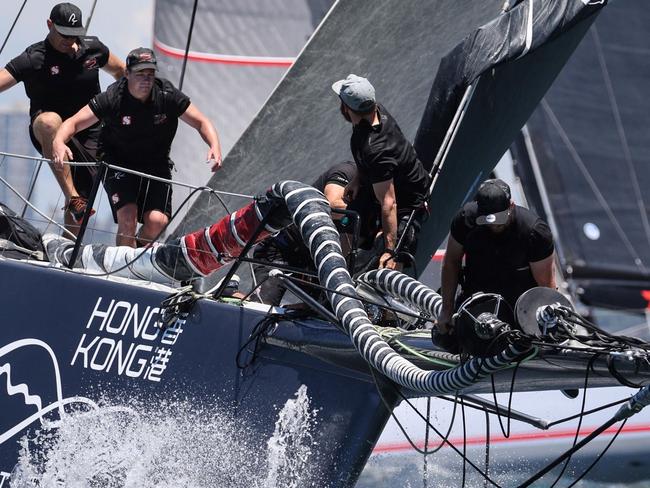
436, 178, 556, 334
52, 47, 222, 247
0, 2, 124, 234
331, 74, 429, 271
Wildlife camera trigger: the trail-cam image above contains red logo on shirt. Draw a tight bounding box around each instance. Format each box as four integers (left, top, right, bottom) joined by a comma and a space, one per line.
121, 116, 132, 125
84, 58, 98, 70
50, 66, 60, 75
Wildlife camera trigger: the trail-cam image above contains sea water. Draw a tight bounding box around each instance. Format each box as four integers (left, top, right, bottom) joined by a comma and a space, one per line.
9, 386, 319, 488
7, 385, 647, 487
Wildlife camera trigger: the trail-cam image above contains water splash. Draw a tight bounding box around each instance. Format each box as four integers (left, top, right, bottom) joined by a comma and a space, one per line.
264, 385, 318, 488
9, 387, 318, 488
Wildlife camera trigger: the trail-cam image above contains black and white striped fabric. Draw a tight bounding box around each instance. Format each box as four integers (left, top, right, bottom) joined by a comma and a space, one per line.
275, 180, 531, 395
358, 269, 444, 320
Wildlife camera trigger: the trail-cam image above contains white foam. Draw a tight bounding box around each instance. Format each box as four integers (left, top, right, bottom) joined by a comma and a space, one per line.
10, 387, 320, 488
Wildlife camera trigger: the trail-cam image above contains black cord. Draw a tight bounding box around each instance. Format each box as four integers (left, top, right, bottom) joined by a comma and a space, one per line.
461, 397, 467, 488
369, 363, 460, 456
235, 312, 281, 369
566, 418, 628, 487
546, 397, 629, 428
484, 407, 490, 488
489, 358, 521, 438
423, 397, 430, 488
178, 0, 199, 91
547, 355, 596, 488
283, 273, 428, 323
0, 0, 27, 56
374, 376, 503, 487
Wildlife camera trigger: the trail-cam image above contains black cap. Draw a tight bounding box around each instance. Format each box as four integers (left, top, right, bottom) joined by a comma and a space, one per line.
126, 47, 158, 72
50, 3, 85, 37
475, 179, 512, 225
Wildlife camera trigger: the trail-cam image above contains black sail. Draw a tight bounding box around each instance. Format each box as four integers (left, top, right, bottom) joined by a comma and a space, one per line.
513, 0, 650, 311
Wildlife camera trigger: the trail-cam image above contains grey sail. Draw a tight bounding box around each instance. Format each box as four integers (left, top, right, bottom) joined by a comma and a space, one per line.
172, 0, 507, 238
153, 0, 333, 228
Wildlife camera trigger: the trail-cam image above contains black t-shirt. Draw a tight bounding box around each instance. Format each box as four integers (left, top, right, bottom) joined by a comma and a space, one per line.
350, 104, 429, 212
6, 37, 109, 120
89, 77, 191, 169
450, 203, 554, 306
310, 160, 357, 192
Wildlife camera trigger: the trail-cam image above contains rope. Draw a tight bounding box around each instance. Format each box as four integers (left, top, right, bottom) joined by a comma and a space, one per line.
540, 100, 648, 274
591, 25, 650, 250
0, 0, 27, 56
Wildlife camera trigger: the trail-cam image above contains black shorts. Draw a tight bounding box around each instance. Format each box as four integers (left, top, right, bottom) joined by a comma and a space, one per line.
341, 185, 424, 264
103, 162, 173, 224
29, 123, 100, 199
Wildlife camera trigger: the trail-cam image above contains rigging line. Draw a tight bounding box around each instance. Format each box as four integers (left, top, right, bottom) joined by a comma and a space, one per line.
422, 397, 430, 488
483, 407, 490, 488
178, 0, 199, 91
390, 387, 503, 487
0, 174, 74, 239
548, 355, 596, 488
84, 0, 98, 33
566, 418, 627, 488
540, 100, 647, 273
53, 185, 206, 279
0, 0, 27, 56
592, 25, 650, 249
546, 397, 628, 428
0, 152, 253, 200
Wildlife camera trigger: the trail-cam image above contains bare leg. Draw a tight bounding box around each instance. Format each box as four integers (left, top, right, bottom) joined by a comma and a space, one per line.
115, 203, 139, 247
32, 112, 80, 235
139, 209, 169, 245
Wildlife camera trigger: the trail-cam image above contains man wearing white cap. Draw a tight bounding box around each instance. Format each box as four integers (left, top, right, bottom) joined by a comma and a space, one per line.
332, 74, 429, 270
437, 178, 556, 334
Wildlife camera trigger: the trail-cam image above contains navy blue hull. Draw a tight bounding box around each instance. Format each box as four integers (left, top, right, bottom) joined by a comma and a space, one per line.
0, 258, 395, 486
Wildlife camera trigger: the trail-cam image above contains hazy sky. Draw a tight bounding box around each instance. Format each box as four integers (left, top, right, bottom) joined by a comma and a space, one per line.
0, 0, 155, 111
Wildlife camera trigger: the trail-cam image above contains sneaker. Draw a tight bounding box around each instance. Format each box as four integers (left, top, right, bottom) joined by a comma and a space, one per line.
65, 196, 95, 223
212, 274, 241, 298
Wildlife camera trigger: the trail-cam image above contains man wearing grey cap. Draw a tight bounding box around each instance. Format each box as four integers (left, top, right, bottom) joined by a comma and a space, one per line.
53, 47, 222, 247
436, 179, 556, 335
332, 74, 429, 270
0, 2, 124, 234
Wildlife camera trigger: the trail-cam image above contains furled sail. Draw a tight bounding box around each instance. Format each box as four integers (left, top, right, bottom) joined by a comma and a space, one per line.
512, 0, 650, 311
411, 0, 607, 274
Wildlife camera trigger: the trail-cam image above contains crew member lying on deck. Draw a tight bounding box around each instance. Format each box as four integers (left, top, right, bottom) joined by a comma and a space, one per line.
52, 47, 222, 248
0, 2, 124, 234
252, 160, 356, 305
436, 179, 556, 340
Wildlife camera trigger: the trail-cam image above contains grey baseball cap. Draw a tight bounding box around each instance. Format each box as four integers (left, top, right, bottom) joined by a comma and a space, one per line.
331, 74, 376, 112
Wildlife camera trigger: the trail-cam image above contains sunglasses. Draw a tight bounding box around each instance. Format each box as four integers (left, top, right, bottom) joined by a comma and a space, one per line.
59, 32, 78, 40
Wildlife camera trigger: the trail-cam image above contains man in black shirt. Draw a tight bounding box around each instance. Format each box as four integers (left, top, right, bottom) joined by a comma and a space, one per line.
332, 74, 429, 270
253, 160, 357, 305
437, 179, 556, 333
52, 47, 222, 247
0, 3, 124, 233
